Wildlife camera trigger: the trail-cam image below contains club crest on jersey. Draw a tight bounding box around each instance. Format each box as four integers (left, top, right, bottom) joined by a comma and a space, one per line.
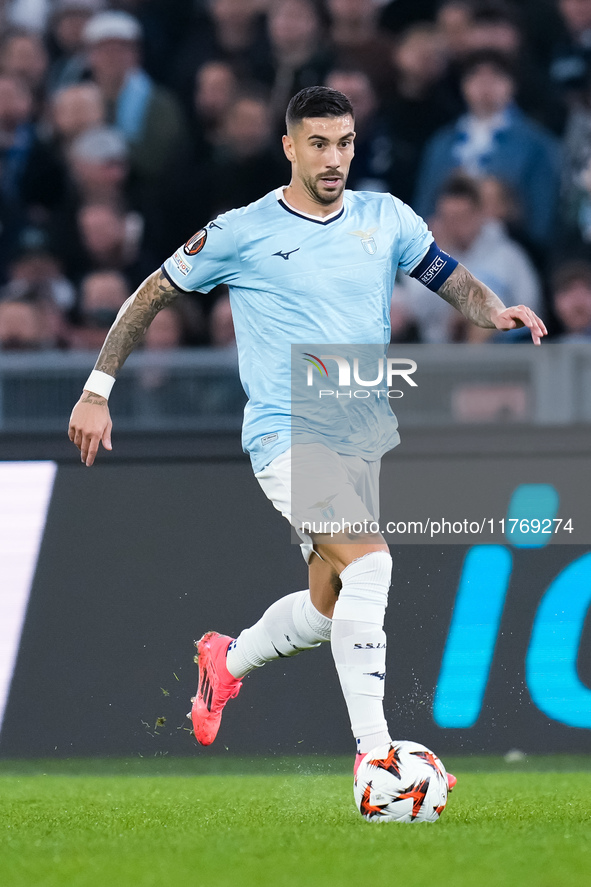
348, 227, 378, 255
184, 228, 207, 256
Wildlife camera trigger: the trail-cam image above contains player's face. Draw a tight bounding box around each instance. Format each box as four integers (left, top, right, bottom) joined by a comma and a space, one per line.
283, 115, 355, 207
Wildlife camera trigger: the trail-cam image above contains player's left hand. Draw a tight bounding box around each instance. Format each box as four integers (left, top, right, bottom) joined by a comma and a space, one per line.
491, 305, 548, 345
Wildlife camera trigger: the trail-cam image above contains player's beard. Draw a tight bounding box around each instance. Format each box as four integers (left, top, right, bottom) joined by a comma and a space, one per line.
303, 171, 347, 206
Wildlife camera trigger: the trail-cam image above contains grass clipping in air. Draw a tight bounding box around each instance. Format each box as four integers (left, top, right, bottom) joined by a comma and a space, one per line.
1, 757, 590, 887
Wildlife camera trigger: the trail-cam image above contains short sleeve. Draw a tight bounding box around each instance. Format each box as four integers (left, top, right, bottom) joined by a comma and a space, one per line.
393, 198, 434, 275
162, 216, 241, 293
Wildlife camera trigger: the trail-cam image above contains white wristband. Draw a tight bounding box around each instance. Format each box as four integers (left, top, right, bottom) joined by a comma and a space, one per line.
83, 370, 115, 401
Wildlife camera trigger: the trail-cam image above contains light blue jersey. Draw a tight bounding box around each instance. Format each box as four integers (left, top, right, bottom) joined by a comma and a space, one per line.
162, 187, 433, 472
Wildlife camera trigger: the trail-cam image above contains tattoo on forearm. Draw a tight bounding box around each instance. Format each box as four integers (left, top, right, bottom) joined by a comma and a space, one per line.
437, 264, 505, 328
81, 393, 107, 406
94, 270, 179, 377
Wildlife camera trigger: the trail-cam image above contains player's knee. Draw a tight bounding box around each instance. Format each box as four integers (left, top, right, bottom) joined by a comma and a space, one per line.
340, 549, 392, 587
336, 551, 392, 625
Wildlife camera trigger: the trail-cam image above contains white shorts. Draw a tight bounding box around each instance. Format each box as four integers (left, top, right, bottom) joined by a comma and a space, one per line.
255, 442, 381, 563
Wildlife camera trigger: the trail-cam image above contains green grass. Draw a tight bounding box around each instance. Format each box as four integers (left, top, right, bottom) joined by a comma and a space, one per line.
1, 757, 590, 887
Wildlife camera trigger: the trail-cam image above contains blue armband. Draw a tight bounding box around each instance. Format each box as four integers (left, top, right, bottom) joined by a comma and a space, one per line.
409, 242, 458, 292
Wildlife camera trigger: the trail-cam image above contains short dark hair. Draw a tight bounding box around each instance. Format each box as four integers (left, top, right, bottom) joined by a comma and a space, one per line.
472, 0, 521, 28
285, 86, 354, 130
460, 49, 516, 82
551, 260, 591, 295
437, 173, 482, 207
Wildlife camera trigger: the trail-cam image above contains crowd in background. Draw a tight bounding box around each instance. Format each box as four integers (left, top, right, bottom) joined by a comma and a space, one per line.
1, 0, 591, 353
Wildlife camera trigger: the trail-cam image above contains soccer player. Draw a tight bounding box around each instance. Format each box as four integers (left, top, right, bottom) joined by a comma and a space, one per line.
68, 87, 546, 781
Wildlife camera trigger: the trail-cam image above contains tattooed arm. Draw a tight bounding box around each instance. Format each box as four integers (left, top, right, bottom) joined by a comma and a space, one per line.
438, 263, 547, 344
68, 270, 180, 466
94, 269, 179, 377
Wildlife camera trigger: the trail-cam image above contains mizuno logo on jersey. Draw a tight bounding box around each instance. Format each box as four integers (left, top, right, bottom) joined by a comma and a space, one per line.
364, 671, 386, 680
348, 227, 378, 255
273, 248, 300, 260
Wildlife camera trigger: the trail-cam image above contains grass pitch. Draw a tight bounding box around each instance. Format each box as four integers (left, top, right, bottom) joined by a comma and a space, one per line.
1, 756, 590, 887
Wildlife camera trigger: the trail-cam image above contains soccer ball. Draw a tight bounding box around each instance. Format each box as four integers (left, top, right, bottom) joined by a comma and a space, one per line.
354, 740, 448, 823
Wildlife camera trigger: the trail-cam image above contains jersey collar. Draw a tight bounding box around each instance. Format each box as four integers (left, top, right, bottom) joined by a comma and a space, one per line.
275, 186, 345, 225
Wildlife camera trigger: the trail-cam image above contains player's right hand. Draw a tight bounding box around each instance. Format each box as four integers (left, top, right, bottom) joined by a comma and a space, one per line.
68, 392, 113, 467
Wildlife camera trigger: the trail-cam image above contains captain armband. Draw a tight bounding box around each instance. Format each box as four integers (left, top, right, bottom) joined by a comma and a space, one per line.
409, 242, 459, 292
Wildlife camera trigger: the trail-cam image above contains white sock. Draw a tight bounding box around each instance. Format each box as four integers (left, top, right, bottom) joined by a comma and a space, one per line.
331, 551, 393, 754
226, 589, 332, 679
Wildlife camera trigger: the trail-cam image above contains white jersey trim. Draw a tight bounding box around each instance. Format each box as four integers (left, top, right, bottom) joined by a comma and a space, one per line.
274, 186, 345, 224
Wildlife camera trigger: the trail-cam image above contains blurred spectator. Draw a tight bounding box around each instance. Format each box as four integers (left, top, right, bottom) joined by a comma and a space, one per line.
203, 0, 265, 60
550, 0, 591, 102
325, 68, 414, 198
69, 201, 153, 287
144, 306, 185, 351
0, 0, 583, 360
204, 292, 245, 413
49, 83, 105, 146
395, 174, 542, 343
191, 61, 239, 159
83, 10, 187, 182
202, 91, 287, 214
77, 201, 136, 264
478, 174, 541, 264
507, 1, 567, 71
0, 297, 47, 350
386, 24, 459, 200
0, 30, 49, 115
550, 259, 591, 340
105, 0, 190, 88
210, 294, 235, 348
464, 2, 565, 133
389, 297, 420, 344
143, 294, 205, 347
172, 0, 268, 110
254, 0, 332, 125
49, 126, 139, 286
6, 0, 51, 33
0, 72, 34, 212
155, 91, 287, 256
0, 71, 33, 175
379, 0, 440, 34
431, 175, 541, 312
0, 73, 65, 277
437, 0, 564, 75
558, 72, 591, 259
138, 303, 187, 399
479, 174, 521, 227
0, 268, 71, 347
47, 0, 106, 94
8, 245, 76, 314
32, 88, 106, 259
66, 125, 130, 205
138, 297, 213, 414
414, 50, 560, 247
467, 3, 525, 55
436, 0, 475, 61
328, 0, 395, 97
70, 269, 128, 349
